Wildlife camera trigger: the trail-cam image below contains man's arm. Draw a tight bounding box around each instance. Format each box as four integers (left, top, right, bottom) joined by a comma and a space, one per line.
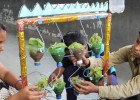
74, 75, 140, 99
99, 75, 140, 99
84, 45, 131, 68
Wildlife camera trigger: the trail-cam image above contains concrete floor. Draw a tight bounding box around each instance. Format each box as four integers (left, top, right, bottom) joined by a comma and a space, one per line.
0, 23, 132, 100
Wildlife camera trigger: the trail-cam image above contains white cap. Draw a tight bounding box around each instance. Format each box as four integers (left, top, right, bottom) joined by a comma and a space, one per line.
77, 60, 83, 65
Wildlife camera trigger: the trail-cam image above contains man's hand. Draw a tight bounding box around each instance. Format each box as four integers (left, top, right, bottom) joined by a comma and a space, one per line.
74, 81, 99, 94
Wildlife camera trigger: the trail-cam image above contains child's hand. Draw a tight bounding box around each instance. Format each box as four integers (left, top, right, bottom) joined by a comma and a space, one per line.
49, 73, 57, 82
81, 55, 90, 67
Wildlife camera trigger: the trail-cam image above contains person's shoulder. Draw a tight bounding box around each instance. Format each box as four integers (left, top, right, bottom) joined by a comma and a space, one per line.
111, 45, 132, 54
119, 45, 133, 50
123, 45, 133, 48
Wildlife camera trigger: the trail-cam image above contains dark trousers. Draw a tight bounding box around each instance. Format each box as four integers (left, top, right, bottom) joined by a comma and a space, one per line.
63, 65, 90, 100
123, 94, 140, 100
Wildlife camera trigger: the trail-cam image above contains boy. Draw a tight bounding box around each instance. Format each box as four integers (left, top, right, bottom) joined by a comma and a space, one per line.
48, 31, 118, 100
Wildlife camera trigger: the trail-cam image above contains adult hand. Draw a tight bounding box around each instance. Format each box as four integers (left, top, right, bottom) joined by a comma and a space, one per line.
7, 85, 45, 100
73, 81, 99, 94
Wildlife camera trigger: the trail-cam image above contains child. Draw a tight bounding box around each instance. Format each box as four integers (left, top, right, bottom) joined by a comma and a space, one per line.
48, 31, 118, 100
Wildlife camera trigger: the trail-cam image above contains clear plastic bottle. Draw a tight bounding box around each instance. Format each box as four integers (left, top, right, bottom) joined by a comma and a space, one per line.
109, 0, 116, 13
116, 0, 125, 13
109, 0, 125, 13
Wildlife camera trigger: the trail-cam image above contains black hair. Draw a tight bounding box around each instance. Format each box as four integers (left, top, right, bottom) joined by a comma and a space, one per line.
0, 23, 6, 31
62, 31, 87, 47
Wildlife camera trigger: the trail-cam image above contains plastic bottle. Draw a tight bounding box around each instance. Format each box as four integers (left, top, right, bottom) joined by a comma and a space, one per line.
116, 0, 125, 13
109, 0, 116, 13
109, 0, 125, 13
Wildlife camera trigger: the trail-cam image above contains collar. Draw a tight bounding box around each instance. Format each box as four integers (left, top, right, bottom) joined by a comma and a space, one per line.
130, 45, 135, 61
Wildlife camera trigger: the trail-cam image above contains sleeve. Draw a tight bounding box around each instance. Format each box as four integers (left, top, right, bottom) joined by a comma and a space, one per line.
88, 45, 131, 68
88, 56, 103, 69
99, 75, 140, 99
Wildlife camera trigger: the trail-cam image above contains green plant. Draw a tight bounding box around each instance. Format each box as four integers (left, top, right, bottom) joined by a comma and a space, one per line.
48, 42, 66, 62
37, 77, 48, 91
68, 42, 83, 51
87, 67, 103, 81
68, 42, 84, 61
50, 79, 65, 96
27, 38, 45, 53
70, 76, 84, 86
89, 33, 102, 54
48, 42, 66, 54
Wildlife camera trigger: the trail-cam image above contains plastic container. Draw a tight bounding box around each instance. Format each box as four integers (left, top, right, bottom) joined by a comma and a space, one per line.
116, 0, 125, 13
27, 71, 48, 91
29, 51, 44, 66
50, 79, 65, 100
109, 0, 125, 13
50, 47, 65, 63
71, 48, 84, 65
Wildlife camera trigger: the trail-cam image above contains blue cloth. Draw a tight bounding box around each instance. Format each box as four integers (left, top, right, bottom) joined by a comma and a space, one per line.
109, 74, 118, 85
109, 66, 116, 73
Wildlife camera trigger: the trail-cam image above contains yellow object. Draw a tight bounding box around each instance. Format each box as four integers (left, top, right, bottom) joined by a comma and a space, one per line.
16, 12, 111, 87
103, 13, 112, 77
17, 31, 27, 86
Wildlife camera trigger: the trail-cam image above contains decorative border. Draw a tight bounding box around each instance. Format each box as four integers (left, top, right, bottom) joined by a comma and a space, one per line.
18, 2, 108, 18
